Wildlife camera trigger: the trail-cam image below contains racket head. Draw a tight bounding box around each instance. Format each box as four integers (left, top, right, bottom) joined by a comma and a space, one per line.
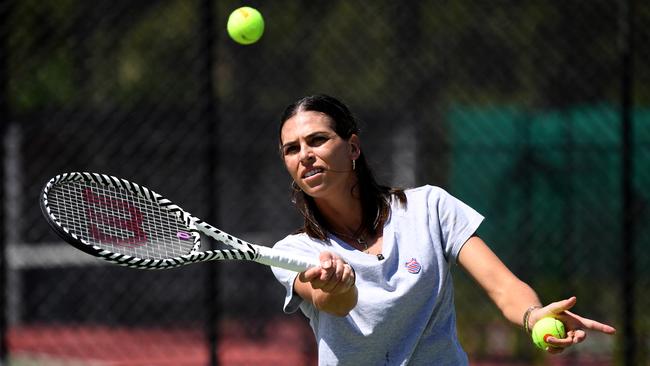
40, 172, 201, 269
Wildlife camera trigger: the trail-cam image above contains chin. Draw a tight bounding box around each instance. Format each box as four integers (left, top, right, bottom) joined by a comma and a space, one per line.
302, 184, 328, 198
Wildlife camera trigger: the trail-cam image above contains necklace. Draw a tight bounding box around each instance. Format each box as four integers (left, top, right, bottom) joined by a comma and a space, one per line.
329, 229, 369, 252
354, 236, 369, 252
329, 228, 385, 261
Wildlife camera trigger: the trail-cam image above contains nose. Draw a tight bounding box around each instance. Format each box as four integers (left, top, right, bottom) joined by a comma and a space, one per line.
299, 145, 315, 164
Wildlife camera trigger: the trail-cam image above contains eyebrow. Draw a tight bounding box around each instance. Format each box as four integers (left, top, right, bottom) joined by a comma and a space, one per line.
281, 131, 332, 149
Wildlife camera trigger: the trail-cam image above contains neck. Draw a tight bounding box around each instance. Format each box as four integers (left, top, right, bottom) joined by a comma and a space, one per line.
314, 194, 363, 237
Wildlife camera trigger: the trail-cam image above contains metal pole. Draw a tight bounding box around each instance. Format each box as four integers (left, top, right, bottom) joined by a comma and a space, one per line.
620, 0, 636, 364
0, 1, 12, 364
199, 0, 219, 365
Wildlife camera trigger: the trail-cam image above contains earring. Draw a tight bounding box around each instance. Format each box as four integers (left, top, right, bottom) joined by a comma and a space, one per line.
291, 181, 301, 191
352, 159, 356, 171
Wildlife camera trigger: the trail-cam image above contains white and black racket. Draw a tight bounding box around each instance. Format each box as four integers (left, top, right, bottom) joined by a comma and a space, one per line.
40, 172, 318, 271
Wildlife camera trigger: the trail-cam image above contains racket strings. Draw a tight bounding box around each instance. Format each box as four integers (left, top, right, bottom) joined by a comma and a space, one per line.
47, 181, 194, 260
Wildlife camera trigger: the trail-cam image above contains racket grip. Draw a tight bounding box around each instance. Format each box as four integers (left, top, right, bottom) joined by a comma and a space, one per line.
255, 246, 319, 272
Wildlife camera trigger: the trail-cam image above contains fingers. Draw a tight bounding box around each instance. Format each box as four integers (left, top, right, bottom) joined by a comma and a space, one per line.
301, 251, 355, 294
299, 266, 322, 282
318, 251, 335, 282
529, 297, 575, 328
535, 296, 617, 354
528, 297, 577, 327
562, 310, 617, 335
320, 258, 352, 292
544, 328, 587, 352
587, 320, 617, 335
545, 296, 577, 316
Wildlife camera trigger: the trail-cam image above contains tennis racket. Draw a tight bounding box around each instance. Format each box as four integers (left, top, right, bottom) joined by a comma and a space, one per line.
40, 172, 318, 271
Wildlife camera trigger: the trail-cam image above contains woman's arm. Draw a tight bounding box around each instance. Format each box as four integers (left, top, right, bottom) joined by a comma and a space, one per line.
458, 235, 541, 326
294, 251, 357, 317
458, 235, 616, 353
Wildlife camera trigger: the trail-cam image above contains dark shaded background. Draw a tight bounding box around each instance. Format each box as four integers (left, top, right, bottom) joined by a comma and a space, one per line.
1, 0, 648, 365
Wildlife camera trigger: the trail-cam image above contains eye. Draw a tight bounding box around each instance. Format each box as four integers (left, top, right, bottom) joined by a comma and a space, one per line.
282, 145, 299, 155
310, 135, 328, 146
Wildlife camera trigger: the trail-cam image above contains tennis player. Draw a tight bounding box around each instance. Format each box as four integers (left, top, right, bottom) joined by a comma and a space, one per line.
271, 94, 616, 365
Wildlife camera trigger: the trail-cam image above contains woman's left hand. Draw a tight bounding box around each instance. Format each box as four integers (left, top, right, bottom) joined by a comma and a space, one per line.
529, 296, 617, 354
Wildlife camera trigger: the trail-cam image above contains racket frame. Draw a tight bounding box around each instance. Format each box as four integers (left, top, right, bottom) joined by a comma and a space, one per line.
40, 172, 316, 271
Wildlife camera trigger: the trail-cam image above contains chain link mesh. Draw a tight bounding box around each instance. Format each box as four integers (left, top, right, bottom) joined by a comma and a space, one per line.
2, 0, 648, 365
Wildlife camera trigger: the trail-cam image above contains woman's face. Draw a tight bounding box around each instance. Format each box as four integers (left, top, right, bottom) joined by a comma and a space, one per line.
280, 110, 360, 200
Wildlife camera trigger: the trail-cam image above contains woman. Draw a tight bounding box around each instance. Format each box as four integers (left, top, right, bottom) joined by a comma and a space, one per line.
271, 94, 616, 365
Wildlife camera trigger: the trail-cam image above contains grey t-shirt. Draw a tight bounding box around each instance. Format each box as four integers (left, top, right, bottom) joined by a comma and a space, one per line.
271, 185, 484, 365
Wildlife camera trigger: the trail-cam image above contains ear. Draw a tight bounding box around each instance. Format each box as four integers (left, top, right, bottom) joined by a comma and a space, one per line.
348, 134, 361, 160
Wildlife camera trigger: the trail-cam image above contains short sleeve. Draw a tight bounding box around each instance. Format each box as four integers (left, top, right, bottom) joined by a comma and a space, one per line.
271, 234, 321, 314
430, 187, 484, 263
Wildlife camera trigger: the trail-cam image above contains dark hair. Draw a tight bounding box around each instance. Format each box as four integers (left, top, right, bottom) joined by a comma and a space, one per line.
279, 94, 406, 241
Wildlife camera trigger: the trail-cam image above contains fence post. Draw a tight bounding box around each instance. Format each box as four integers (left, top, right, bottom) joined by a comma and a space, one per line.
620, 0, 636, 364
199, 0, 219, 365
0, 1, 12, 364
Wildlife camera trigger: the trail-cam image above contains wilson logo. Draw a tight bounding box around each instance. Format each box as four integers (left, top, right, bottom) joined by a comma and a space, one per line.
83, 188, 148, 247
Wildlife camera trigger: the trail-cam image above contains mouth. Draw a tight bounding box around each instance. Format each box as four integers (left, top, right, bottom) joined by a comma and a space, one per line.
302, 167, 324, 179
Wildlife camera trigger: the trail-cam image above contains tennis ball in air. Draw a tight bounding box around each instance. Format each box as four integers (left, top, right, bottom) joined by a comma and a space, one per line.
531, 317, 566, 350
227, 7, 264, 45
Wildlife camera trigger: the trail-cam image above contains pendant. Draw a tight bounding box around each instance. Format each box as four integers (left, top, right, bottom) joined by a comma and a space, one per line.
356, 237, 368, 252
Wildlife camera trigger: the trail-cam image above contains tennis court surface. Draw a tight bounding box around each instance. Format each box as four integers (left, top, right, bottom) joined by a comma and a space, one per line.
8, 321, 614, 366
8, 318, 316, 366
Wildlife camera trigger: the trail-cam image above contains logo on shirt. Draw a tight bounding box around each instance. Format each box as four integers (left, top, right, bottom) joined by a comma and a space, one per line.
405, 258, 422, 274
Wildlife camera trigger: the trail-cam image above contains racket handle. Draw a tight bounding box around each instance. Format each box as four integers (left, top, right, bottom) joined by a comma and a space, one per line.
255, 246, 319, 272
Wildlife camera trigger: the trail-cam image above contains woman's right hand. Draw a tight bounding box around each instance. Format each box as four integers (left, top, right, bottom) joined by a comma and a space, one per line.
300, 251, 355, 294
295, 251, 357, 316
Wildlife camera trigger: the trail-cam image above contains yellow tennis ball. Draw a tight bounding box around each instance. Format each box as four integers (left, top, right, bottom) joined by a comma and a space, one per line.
227, 7, 264, 45
531, 317, 566, 350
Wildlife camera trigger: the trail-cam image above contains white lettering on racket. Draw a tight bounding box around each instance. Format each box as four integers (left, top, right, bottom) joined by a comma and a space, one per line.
176, 231, 192, 240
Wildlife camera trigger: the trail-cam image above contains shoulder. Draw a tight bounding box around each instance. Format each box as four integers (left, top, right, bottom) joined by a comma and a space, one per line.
401, 185, 452, 206
274, 232, 326, 254
275, 232, 312, 247
397, 185, 477, 219
404, 185, 447, 197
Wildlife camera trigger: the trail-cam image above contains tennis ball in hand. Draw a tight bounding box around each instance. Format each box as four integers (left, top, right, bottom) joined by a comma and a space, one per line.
227, 7, 264, 45
531, 317, 566, 350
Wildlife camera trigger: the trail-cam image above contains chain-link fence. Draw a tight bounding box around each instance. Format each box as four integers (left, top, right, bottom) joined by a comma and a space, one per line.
1, 0, 648, 365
